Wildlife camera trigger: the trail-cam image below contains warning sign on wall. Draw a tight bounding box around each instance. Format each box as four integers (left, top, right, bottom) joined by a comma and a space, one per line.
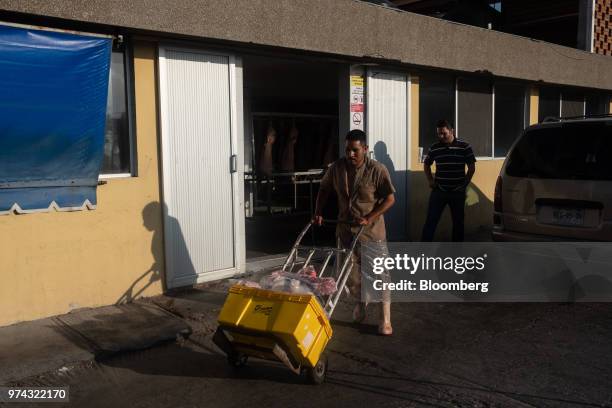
350, 74, 364, 130
350, 76, 364, 87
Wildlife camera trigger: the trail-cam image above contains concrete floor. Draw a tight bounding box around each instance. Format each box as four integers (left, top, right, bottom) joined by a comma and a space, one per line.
12, 296, 612, 408
246, 213, 336, 259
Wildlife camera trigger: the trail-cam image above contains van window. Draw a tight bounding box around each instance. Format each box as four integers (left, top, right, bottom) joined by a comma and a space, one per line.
506, 122, 612, 180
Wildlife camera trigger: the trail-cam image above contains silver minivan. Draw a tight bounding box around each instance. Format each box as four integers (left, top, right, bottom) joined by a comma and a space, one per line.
492, 117, 612, 241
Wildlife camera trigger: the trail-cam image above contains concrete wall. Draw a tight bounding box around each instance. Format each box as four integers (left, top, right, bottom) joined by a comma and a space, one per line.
1, 0, 612, 91
0, 41, 164, 326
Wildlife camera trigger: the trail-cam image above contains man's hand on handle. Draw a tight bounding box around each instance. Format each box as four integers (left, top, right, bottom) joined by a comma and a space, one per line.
356, 216, 371, 226
313, 215, 324, 226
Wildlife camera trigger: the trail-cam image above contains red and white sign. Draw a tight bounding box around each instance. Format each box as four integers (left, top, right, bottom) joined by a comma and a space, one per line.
350, 75, 364, 130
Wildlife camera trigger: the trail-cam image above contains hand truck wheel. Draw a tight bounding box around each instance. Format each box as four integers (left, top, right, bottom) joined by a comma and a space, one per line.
305, 353, 328, 385
227, 353, 248, 368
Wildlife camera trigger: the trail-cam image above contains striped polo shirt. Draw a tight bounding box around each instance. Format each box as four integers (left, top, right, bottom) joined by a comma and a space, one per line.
424, 138, 476, 191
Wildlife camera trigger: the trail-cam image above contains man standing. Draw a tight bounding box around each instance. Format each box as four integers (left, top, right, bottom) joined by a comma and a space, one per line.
421, 120, 476, 242
314, 129, 395, 335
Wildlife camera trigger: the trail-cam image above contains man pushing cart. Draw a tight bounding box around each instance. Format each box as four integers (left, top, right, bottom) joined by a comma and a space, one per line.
314, 129, 396, 335
213, 129, 395, 384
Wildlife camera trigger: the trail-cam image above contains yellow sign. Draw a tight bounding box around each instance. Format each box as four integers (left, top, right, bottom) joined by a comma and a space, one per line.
350, 75, 364, 87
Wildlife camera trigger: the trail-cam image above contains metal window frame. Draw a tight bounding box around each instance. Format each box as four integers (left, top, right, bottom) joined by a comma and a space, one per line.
525, 87, 531, 129
538, 86, 562, 123
99, 37, 138, 178
491, 82, 495, 158
407, 74, 412, 171
492, 81, 531, 159
559, 90, 587, 119
454, 77, 459, 139
456, 76, 500, 160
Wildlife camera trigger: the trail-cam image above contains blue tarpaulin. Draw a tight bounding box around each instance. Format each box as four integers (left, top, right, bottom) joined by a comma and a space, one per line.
0, 24, 111, 214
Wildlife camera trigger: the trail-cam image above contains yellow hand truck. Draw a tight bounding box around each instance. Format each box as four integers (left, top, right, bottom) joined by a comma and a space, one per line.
213, 220, 363, 384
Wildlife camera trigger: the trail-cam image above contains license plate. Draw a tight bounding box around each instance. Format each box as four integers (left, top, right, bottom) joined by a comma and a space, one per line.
552, 208, 584, 226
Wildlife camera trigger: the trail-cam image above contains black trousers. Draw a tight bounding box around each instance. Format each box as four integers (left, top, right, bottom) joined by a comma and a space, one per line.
421, 188, 466, 242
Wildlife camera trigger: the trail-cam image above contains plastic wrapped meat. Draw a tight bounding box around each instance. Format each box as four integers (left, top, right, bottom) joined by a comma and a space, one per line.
259, 270, 284, 289
261, 271, 315, 294
298, 265, 317, 280
315, 277, 337, 296
296, 266, 337, 295
259, 268, 337, 296
235, 279, 261, 288
273, 278, 314, 295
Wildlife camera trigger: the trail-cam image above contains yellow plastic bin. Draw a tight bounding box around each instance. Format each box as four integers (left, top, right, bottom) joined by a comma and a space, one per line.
214, 284, 333, 383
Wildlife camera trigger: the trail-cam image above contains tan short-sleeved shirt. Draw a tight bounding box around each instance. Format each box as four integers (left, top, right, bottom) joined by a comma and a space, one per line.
320, 157, 395, 242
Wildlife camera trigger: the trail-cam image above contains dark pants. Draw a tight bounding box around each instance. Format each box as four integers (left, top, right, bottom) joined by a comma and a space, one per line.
421, 188, 466, 242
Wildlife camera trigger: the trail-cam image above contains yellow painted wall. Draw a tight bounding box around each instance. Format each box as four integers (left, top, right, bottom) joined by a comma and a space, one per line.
530, 87, 539, 125
0, 41, 164, 326
408, 76, 503, 241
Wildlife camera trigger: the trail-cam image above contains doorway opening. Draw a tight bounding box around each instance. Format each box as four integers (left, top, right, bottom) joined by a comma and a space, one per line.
242, 55, 343, 260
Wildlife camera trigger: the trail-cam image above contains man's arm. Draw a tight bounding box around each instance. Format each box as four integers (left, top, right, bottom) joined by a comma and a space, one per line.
463, 143, 476, 188
313, 188, 330, 225
423, 146, 435, 189
358, 193, 395, 225
424, 163, 434, 189
357, 164, 396, 225
314, 165, 335, 225
465, 162, 475, 187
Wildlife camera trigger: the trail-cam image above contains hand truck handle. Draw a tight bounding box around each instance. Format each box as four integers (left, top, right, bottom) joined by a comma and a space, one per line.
312, 219, 361, 227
